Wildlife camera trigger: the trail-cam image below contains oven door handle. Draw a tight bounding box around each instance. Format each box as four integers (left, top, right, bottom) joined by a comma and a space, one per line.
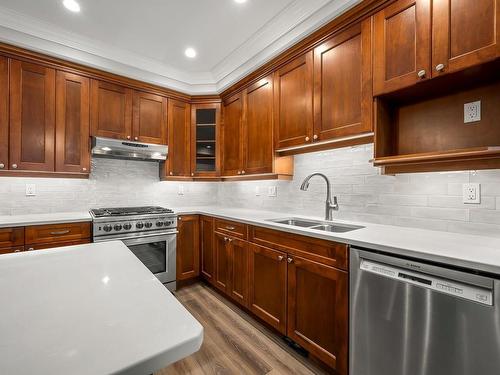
93, 230, 178, 242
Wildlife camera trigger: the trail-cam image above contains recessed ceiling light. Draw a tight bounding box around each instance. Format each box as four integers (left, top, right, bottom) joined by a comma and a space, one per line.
63, 0, 81, 12
234, 0, 247, 3
185, 48, 197, 58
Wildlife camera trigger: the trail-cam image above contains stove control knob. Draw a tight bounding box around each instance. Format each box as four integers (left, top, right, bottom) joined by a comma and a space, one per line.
136, 222, 144, 229
164, 221, 172, 226
114, 224, 123, 231
103, 224, 113, 232
145, 222, 153, 228
123, 223, 132, 230
156, 221, 164, 227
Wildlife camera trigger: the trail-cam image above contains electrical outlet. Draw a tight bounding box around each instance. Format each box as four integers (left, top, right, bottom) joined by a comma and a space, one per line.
268, 186, 277, 197
464, 101, 481, 123
463, 183, 480, 204
255, 186, 260, 196
25, 184, 36, 196
177, 185, 184, 196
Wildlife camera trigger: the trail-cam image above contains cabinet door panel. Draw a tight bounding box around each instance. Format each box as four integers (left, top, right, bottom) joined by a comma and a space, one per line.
274, 52, 314, 149
167, 99, 191, 177
10, 60, 55, 171
228, 237, 249, 307
55, 71, 90, 174
287, 256, 348, 374
314, 20, 372, 141
244, 76, 273, 174
432, 0, 500, 76
176, 215, 200, 281
133, 91, 167, 145
90, 79, 132, 140
0, 56, 7, 171
200, 216, 215, 283
222, 93, 243, 176
0, 227, 24, 249
373, 0, 431, 95
214, 232, 230, 292
249, 243, 287, 334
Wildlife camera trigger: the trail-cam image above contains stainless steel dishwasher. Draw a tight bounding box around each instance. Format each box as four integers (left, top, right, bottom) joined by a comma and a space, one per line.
350, 247, 500, 375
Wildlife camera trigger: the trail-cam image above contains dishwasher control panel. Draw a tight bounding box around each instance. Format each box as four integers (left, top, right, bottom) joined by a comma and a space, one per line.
360, 259, 493, 306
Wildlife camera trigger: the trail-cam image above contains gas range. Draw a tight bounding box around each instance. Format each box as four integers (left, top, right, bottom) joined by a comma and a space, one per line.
90, 206, 177, 238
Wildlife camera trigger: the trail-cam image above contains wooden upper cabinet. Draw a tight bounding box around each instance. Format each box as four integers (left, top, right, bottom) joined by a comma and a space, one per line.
287, 255, 348, 375
222, 93, 243, 176
273, 51, 314, 149
243, 76, 274, 175
167, 99, 191, 177
132, 91, 167, 145
314, 19, 373, 141
90, 79, 133, 140
176, 215, 200, 281
432, 0, 500, 77
373, 0, 432, 95
9, 60, 55, 172
0, 56, 7, 171
55, 71, 90, 174
191, 103, 220, 177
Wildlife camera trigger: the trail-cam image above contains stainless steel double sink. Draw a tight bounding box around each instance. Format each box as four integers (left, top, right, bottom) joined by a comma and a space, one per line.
267, 217, 363, 233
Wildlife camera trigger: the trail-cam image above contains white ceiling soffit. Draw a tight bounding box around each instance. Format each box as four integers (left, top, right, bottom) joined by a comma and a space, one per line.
0, 0, 360, 95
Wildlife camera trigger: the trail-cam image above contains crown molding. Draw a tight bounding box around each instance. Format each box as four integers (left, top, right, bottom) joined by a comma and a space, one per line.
0, 0, 360, 95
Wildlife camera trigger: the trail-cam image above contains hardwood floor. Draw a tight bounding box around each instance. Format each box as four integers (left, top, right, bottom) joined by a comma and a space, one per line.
157, 282, 329, 375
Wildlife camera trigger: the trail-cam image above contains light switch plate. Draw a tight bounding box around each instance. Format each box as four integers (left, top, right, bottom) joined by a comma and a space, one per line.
463, 183, 480, 204
255, 186, 260, 196
177, 185, 184, 196
464, 101, 481, 123
268, 186, 277, 197
25, 184, 36, 196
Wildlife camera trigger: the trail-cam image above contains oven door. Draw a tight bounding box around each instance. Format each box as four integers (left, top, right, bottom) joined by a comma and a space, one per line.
96, 231, 177, 287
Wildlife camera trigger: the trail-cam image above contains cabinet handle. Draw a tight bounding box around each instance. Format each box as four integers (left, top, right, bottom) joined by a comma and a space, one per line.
11, 164, 18, 169
127, 135, 131, 140
278, 255, 284, 261
305, 136, 310, 142
50, 230, 70, 236
14, 249, 21, 253
435, 63, 445, 72
287, 257, 293, 263
225, 226, 236, 230
313, 134, 318, 140
0, 163, 4, 169
228, 238, 233, 243
28, 248, 34, 251
417, 69, 426, 78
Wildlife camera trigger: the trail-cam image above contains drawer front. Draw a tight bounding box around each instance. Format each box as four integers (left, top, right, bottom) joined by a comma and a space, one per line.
0, 227, 25, 249
215, 218, 248, 240
27, 239, 91, 251
25, 222, 91, 245
0, 246, 25, 255
249, 225, 348, 270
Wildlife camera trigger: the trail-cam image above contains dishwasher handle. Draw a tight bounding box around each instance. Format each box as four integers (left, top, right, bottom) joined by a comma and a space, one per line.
360, 258, 493, 306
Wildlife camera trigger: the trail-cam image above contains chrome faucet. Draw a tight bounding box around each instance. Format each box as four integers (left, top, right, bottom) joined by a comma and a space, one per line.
300, 173, 339, 221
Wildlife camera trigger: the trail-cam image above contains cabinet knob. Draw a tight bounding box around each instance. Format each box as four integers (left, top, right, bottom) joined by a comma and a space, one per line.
127, 135, 131, 140
0, 163, 4, 169
305, 136, 310, 142
223, 236, 228, 242
242, 170, 246, 174
82, 167, 87, 172
278, 255, 284, 261
417, 69, 426, 78
11, 164, 18, 169
435, 63, 445, 72
191, 173, 194, 176
169, 172, 173, 176
287, 257, 293, 263
178, 217, 182, 221
14, 249, 21, 253
237, 171, 241, 175
28, 248, 34, 251
313, 134, 318, 140
134, 137, 138, 141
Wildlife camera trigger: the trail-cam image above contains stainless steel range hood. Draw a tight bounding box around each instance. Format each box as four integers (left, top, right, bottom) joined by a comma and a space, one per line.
91, 137, 167, 161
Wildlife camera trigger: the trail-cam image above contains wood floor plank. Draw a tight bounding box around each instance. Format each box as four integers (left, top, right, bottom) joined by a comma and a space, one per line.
156, 283, 329, 375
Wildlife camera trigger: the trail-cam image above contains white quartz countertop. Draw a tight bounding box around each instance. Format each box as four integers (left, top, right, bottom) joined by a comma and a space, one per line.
174, 206, 500, 275
0, 211, 92, 228
0, 241, 203, 375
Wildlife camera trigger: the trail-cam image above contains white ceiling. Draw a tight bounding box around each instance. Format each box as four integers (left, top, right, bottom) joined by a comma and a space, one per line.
0, 0, 360, 94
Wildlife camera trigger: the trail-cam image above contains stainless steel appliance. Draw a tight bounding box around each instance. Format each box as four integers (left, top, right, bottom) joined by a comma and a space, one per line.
91, 136, 168, 161
350, 247, 500, 375
91, 206, 177, 291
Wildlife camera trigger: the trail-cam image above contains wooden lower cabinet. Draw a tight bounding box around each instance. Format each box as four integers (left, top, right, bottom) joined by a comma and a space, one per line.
248, 243, 287, 334
27, 239, 90, 251
176, 215, 200, 281
214, 231, 230, 291
200, 216, 215, 283
227, 237, 249, 307
287, 255, 348, 374
0, 246, 24, 254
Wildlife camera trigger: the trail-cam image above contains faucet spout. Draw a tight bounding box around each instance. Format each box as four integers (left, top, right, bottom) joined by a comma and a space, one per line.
299, 173, 339, 221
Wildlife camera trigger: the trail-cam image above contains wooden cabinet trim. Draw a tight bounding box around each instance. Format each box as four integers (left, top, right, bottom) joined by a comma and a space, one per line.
25, 222, 91, 245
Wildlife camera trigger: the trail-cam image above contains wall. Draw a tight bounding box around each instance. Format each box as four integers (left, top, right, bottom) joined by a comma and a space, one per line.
217, 144, 500, 238
0, 158, 218, 215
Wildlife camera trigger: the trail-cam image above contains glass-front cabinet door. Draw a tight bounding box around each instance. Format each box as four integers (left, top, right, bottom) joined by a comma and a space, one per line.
191, 103, 220, 177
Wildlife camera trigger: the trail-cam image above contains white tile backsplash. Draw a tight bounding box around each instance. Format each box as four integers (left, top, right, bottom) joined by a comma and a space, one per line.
2, 143, 500, 238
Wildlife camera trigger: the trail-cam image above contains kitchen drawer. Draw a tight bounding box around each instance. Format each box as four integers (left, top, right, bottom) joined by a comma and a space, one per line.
214, 218, 247, 240
0, 227, 24, 249
249, 225, 348, 270
27, 239, 91, 251
0, 246, 25, 255
25, 222, 91, 245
